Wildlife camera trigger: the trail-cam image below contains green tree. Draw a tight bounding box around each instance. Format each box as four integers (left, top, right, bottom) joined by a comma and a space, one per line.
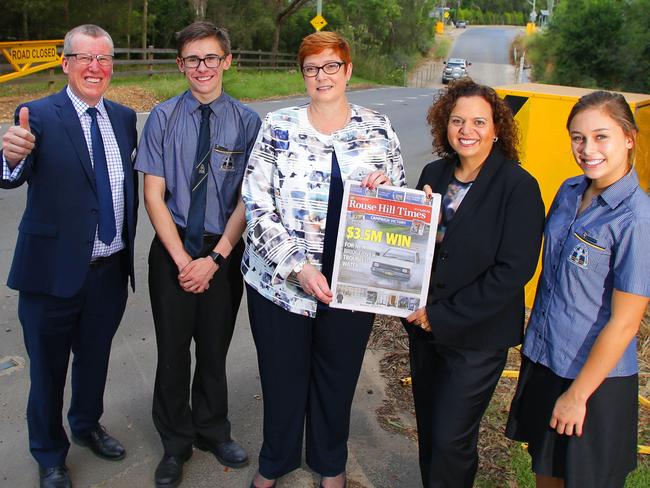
622, 0, 650, 92
526, 0, 648, 91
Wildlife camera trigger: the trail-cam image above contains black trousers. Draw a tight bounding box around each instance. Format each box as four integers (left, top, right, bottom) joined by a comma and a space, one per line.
246, 285, 374, 479
407, 327, 508, 488
19, 252, 128, 468
149, 235, 244, 456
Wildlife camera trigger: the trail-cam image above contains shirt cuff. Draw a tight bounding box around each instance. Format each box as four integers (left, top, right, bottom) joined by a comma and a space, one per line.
2, 153, 25, 181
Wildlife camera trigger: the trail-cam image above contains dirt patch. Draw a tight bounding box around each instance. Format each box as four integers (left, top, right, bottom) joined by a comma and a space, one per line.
0, 85, 160, 122
369, 307, 650, 485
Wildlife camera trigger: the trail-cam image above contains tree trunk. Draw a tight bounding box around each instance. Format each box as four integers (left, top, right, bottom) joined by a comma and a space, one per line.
22, 3, 28, 39
272, 0, 310, 55
142, 0, 148, 59
127, 0, 132, 59
189, 0, 208, 20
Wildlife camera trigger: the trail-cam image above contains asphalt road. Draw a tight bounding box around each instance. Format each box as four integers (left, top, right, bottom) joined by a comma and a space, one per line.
448, 26, 521, 87
0, 26, 518, 488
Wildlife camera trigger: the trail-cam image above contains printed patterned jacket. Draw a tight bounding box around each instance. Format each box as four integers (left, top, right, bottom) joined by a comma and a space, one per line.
242, 104, 407, 317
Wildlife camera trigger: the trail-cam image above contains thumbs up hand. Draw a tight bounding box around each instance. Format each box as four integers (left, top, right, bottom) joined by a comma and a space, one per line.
2, 106, 36, 167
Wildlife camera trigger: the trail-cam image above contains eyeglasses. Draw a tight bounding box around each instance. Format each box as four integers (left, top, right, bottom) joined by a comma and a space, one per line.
301, 61, 346, 78
65, 53, 114, 66
181, 54, 227, 69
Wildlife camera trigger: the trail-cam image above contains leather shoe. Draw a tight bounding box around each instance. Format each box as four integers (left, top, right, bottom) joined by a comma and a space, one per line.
39, 465, 71, 488
155, 449, 193, 488
71, 424, 125, 461
194, 437, 249, 468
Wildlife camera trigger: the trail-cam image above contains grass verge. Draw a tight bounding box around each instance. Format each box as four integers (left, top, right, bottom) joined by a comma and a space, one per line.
432, 35, 452, 60
0, 69, 375, 121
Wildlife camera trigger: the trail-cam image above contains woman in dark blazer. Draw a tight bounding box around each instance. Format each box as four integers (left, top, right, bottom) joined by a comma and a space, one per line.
405, 79, 545, 488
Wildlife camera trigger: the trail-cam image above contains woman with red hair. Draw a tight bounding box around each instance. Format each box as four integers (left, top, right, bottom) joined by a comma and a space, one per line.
242, 31, 406, 488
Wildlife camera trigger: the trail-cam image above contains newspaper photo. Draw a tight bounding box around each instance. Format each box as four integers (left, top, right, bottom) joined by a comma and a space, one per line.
329, 181, 441, 318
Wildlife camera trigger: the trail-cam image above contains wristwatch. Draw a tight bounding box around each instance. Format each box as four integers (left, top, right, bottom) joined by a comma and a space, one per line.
208, 251, 226, 266
292, 259, 307, 275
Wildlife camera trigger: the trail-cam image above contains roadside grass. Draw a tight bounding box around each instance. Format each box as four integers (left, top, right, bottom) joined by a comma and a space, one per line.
0, 70, 373, 101
0, 69, 375, 121
433, 35, 452, 60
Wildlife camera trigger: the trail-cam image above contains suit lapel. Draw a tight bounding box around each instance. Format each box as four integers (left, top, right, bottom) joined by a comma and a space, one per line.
443, 148, 505, 241
432, 160, 456, 196
55, 89, 97, 194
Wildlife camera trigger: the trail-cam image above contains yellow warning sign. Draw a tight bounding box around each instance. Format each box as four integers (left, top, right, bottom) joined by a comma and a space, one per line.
0, 40, 64, 84
310, 15, 328, 32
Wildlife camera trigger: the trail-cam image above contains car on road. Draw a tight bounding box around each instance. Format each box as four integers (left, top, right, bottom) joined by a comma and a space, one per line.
442, 57, 471, 84
371, 247, 421, 282
456, 20, 467, 28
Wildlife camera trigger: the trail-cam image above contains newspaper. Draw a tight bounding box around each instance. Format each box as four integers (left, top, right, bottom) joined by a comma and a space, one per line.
329, 181, 441, 318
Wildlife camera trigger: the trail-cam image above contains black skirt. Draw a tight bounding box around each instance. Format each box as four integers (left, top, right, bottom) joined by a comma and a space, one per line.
505, 357, 638, 488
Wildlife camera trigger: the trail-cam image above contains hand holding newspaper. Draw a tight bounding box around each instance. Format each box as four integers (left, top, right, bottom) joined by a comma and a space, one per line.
329, 181, 441, 318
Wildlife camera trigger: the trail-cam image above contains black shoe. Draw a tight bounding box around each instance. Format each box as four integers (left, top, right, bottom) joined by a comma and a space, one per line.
194, 437, 249, 468
39, 465, 71, 488
71, 424, 126, 461
154, 449, 193, 488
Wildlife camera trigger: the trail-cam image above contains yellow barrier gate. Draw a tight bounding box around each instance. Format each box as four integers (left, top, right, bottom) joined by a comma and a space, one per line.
494, 83, 650, 307
0, 40, 64, 83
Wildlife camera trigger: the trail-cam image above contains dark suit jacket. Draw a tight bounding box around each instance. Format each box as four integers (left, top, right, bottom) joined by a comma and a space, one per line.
416, 147, 545, 350
0, 88, 138, 297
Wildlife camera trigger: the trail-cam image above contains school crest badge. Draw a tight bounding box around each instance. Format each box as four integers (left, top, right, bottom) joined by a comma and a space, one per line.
568, 244, 588, 269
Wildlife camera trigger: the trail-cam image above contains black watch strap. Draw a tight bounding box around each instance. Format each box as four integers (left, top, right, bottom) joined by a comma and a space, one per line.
208, 251, 226, 266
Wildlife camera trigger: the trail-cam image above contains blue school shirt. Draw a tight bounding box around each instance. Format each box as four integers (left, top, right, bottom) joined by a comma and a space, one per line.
522, 169, 650, 379
135, 90, 261, 234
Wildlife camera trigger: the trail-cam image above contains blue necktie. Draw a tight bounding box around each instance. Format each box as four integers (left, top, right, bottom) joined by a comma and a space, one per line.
87, 107, 116, 245
184, 104, 212, 257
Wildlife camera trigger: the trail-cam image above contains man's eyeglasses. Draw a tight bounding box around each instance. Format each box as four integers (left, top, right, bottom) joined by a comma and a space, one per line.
181, 55, 227, 69
65, 53, 114, 66
301, 61, 346, 78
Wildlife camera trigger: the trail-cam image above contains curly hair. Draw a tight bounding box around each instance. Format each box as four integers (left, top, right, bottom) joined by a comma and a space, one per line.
426, 78, 520, 162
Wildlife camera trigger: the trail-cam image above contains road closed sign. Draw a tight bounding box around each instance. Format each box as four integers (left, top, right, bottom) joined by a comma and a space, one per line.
0, 40, 63, 83
9, 44, 58, 64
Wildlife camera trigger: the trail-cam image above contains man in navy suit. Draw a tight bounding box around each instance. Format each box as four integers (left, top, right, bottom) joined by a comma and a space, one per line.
1, 24, 137, 488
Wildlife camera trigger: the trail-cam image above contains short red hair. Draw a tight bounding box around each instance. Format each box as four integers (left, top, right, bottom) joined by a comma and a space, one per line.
298, 31, 351, 67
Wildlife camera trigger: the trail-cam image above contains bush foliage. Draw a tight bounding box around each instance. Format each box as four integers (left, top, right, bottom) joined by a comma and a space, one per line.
527, 0, 650, 93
